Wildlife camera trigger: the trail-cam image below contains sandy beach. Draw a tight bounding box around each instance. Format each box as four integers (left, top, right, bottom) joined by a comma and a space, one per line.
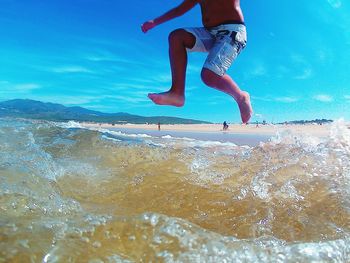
81, 122, 335, 137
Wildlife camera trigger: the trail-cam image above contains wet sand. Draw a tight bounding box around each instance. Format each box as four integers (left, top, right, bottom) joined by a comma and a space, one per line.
81, 122, 333, 137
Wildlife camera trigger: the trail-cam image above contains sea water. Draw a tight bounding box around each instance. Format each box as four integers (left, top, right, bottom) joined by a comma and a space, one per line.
0, 118, 349, 262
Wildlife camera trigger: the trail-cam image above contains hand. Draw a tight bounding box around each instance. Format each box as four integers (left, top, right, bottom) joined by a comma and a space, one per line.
141, 20, 156, 33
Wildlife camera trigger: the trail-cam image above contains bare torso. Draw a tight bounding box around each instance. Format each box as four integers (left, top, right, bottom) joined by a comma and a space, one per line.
199, 0, 244, 27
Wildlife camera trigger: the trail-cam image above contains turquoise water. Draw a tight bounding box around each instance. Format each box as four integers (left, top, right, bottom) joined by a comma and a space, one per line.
1, 118, 350, 262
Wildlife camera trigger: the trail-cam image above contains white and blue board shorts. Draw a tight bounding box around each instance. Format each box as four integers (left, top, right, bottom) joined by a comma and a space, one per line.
184, 22, 247, 76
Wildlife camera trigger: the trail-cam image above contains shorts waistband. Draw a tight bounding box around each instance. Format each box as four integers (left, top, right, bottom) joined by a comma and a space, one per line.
221, 20, 245, 25
206, 20, 245, 29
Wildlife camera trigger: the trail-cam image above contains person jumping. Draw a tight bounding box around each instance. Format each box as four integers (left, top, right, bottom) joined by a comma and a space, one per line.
141, 0, 253, 124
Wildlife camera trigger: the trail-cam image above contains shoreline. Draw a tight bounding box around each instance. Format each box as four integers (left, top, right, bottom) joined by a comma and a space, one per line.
81, 122, 334, 137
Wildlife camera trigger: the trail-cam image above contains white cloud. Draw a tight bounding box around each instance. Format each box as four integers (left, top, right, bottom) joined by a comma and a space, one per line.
82, 46, 150, 68
0, 81, 42, 92
275, 97, 299, 103
294, 68, 313, 80
112, 83, 151, 90
290, 54, 306, 63
316, 49, 334, 63
45, 93, 148, 105
52, 66, 93, 73
84, 52, 137, 64
1, 80, 11, 87
249, 64, 267, 77
17, 95, 100, 105
112, 95, 149, 104
251, 96, 272, 102
85, 53, 119, 62
252, 95, 299, 103
313, 94, 333, 102
111, 82, 168, 92
327, 0, 342, 8
150, 73, 172, 83
344, 95, 350, 100
290, 54, 313, 80
187, 65, 202, 74
14, 83, 41, 91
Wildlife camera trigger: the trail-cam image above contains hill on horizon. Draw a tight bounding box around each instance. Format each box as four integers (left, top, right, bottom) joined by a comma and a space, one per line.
0, 99, 212, 124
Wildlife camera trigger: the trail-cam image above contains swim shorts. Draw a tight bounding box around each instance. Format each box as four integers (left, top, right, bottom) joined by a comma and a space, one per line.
184, 23, 247, 76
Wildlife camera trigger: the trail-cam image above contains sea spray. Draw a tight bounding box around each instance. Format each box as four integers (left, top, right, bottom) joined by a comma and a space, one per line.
1, 118, 349, 262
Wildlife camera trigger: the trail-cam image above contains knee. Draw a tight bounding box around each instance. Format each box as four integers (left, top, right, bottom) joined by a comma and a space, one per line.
168, 29, 184, 43
169, 29, 196, 49
201, 68, 218, 87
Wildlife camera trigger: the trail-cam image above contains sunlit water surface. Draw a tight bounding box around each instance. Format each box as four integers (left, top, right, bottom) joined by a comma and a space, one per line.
1, 119, 350, 262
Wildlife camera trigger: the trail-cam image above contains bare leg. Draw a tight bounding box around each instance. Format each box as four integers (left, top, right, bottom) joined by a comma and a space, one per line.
148, 29, 195, 107
201, 68, 253, 124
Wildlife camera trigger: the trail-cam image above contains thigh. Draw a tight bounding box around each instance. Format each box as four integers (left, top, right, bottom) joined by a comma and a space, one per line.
204, 33, 246, 76
183, 27, 215, 52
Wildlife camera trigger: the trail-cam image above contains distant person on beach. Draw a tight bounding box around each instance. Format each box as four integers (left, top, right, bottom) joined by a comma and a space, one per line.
223, 121, 229, 130
158, 122, 161, 130
141, 0, 253, 124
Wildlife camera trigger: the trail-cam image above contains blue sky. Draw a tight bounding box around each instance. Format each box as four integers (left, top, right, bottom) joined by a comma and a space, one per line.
0, 0, 349, 123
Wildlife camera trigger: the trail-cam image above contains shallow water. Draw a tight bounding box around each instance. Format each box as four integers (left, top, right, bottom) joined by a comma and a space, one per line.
1, 118, 350, 262
104, 126, 271, 146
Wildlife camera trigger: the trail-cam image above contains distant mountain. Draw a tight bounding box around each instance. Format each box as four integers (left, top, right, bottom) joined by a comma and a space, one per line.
281, 119, 333, 125
0, 99, 211, 124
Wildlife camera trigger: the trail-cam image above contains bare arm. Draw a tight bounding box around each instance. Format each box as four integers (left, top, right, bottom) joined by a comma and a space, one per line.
141, 0, 199, 33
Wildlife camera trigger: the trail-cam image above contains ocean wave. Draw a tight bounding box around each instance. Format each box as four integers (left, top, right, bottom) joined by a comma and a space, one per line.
1, 118, 349, 262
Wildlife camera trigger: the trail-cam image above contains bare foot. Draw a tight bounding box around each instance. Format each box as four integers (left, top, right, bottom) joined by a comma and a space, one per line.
237, 91, 253, 124
148, 91, 184, 107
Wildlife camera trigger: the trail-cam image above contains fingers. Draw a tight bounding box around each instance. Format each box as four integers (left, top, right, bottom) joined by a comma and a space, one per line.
141, 23, 149, 33
141, 21, 155, 33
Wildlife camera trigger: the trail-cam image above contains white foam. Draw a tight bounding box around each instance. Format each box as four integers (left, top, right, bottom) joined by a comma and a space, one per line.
83, 127, 152, 140
183, 140, 238, 148
101, 135, 121, 142
161, 135, 195, 141
88, 127, 240, 148
56, 121, 83, 129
